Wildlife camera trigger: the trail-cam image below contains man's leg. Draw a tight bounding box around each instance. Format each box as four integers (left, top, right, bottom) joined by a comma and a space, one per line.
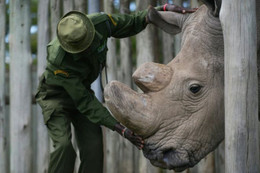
71, 113, 104, 173
47, 111, 76, 173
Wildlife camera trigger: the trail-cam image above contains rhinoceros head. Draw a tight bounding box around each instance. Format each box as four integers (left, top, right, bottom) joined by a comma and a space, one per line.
104, 0, 225, 171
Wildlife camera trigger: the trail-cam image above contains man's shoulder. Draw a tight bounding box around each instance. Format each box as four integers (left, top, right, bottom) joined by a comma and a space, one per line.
87, 12, 109, 26
47, 38, 60, 47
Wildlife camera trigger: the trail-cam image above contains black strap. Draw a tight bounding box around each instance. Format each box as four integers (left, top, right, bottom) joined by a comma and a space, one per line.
99, 64, 108, 93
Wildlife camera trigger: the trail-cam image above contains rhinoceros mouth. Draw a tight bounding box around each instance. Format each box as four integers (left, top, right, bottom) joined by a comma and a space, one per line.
143, 146, 196, 171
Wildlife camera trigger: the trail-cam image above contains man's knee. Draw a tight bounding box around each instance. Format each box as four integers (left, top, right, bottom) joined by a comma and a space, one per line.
54, 136, 74, 151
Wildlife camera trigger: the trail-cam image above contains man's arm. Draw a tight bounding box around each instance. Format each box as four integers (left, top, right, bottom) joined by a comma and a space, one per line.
105, 4, 196, 38
114, 123, 144, 150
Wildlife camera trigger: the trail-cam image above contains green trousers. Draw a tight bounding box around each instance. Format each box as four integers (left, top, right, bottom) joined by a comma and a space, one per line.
36, 78, 104, 173
47, 110, 104, 173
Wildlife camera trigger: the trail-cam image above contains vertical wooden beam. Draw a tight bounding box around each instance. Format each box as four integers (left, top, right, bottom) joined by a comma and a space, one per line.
74, 0, 87, 13
63, 0, 74, 15
9, 0, 32, 172
214, 142, 225, 173
88, 0, 103, 101
36, 0, 50, 172
119, 0, 132, 87
105, 0, 117, 82
50, 0, 61, 39
0, 0, 6, 173
88, 0, 100, 13
173, 0, 182, 56
161, 0, 174, 64
136, 0, 156, 65
220, 0, 260, 172
117, 2, 136, 173
103, 1, 121, 173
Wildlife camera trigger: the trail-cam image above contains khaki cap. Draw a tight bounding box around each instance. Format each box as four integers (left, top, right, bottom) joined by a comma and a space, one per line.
57, 11, 95, 53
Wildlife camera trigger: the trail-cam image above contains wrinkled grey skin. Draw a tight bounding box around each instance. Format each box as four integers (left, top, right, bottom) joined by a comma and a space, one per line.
104, 1, 260, 172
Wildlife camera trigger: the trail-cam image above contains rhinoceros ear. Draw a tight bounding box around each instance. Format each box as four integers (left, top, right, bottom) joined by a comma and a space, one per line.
200, 0, 222, 17
147, 6, 187, 35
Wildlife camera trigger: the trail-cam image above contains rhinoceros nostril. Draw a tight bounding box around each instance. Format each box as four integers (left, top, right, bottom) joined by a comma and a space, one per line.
162, 149, 190, 170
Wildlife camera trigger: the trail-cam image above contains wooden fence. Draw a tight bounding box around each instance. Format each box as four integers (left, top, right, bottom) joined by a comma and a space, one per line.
0, 0, 259, 173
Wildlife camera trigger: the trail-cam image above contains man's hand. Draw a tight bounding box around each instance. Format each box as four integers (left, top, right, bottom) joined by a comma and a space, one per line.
162, 4, 197, 13
114, 123, 144, 150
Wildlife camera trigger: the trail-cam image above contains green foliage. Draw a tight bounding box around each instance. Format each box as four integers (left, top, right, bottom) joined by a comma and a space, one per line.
31, 33, 37, 54
131, 36, 137, 66
32, 57, 37, 65
31, 0, 38, 25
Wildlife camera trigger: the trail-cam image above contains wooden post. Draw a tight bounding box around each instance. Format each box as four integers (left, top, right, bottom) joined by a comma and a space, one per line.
88, 0, 103, 101
173, 0, 182, 56
35, 0, 50, 172
63, 0, 74, 15
50, 0, 61, 39
220, 0, 260, 172
105, 0, 117, 82
9, 0, 32, 172
74, 0, 87, 13
117, 2, 136, 173
119, 0, 132, 87
102, 1, 121, 173
0, 1, 7, 173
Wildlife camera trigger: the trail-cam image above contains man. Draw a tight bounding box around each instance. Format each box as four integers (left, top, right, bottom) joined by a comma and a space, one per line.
36, 4, 196, 173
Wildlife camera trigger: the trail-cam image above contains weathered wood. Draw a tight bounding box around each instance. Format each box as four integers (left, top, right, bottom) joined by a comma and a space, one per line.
118, 2, 136, 172
173, 0, 182, 56
9, 0, 32, 172
162, 31, 174, 64
88, 0, 103, 101
215, 141, 225, 173
102, 1, 121, 172
190, 0, 201, 8
220, 0, 260, 172
136, 0, 156, 65
35, 0, 50, 172
0, 1, 7, 173
104, 0, 117, 82
88, 0, 100, 13
50, 0, 61, 39
74, 0, 86, 13
63, 0, 74, 15
119, 0, 132, 87
196, 152, 215, 173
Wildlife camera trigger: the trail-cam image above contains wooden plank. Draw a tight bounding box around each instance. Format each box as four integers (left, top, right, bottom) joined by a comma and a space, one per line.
50, 0, 61, 39
220, 0, 260, 172
0, 0, 7, 173
9, 0, 32, 172
63, 0, 74, 15
74, 0, 87, 13
102, 1, 120, 173
35, 0, 50, 172
215, 141, 225, 173
88, 0, 103, 101
118, 1, 135, 172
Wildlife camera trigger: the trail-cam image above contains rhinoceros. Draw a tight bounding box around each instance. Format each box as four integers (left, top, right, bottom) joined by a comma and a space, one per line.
104, 0, 260, 171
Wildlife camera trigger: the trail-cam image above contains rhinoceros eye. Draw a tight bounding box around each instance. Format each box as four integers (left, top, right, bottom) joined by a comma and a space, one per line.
189, 84, 202, 94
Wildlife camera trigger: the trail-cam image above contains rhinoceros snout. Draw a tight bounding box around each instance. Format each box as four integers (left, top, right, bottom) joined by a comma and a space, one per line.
143, 147, 194, 171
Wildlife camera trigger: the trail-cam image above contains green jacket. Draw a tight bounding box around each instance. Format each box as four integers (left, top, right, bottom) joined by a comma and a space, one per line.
38, 10, 149, 130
